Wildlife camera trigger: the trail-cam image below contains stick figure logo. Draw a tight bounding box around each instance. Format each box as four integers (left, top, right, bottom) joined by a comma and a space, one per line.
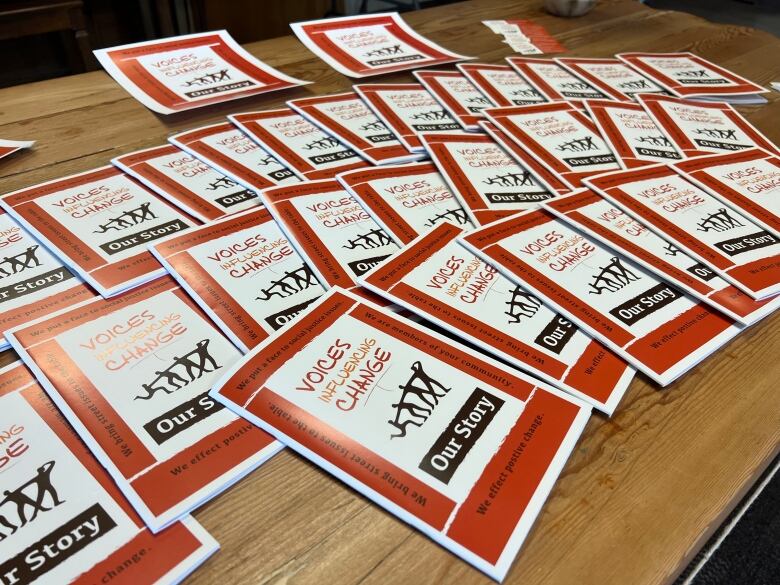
483, 171, 534, 188
409, 110, 449, 122
93, 202, 157, 234
342, 228, 394, 250
466, 96, 491, 106
182, 69, 231, 87
135, 339, 221, 401
364, 45, 402, 58
677, 69, 710, 78
423, 207, 469, 228
257, 155, 277, 167
696, 208, 744, 233
302, 136, 341, 151
0, 460, 64, 540
358, 120, 387, 133
0, 245, 41, 279
663, 242, 681, 256
255, 263, 318, 301
388, 361, 451, 439
205, 176, 239, 191
587, 256, 640, 294
636, 135, 673, 148
505, 285, 542, 323
618, 79, 651, 91
556, 136, 597, 153
510, 88, 542, 99
560, 81, 593, 92
693, 128, 738, 141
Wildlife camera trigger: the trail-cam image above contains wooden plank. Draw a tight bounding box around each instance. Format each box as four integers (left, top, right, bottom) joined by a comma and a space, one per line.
0, 2, 777, 584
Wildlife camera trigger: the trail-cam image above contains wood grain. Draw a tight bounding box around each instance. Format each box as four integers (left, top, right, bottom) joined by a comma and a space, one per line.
0, 1, 778, 584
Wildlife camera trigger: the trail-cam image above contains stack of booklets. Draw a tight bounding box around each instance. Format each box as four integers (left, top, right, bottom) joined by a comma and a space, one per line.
1, 15, 777, 582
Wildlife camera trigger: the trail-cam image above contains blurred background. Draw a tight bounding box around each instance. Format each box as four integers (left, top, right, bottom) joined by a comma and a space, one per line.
2, 0, 778, 89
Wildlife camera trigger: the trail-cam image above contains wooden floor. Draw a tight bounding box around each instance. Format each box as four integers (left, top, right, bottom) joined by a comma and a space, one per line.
0, 1, 778, 583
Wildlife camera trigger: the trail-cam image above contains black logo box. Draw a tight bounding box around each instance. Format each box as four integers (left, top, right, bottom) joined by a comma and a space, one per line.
419, 387, 504, 484
485, 191, 553, 204
693, 140, 752, 151
307, 150, 358, 165
0, 267, 75, 302
366, 134, 396, 144
99, 219, 189, 256
0, 503, 116, 583
534, 315, 577, 355
564, 154, 618, 167
608, 282, 685, 326
184, 80, 254, 98
366, 55, 424, 67
143, 391, 224, 445
636, 147, 682, 160
411, 123, 461, 132
714, 230, 779, 257
215, 189, 257, 209
347, 254, 393, 277
264, 295, 322, 331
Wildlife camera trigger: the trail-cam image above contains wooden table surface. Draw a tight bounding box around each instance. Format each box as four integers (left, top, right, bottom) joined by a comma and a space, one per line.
0, 1, 778, 583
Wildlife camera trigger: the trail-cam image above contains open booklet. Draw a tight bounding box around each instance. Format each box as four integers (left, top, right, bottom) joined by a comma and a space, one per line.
94, 30, 308, 114
0, 360, 217, 584
290, 12, 470, 78
211, 287, 590, 581
6, 277, 282, 531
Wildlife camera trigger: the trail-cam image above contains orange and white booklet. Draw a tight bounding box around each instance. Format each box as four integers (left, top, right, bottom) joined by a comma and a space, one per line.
211, 287, 590, 581
261, 180, 399, 294
336, 162, 473, 245
94, 31, 308, 114
113, 144, 261, 223
230, 109, 368, 180
0, 166, 198, 298
484, 102, 621, 188
169, 122, 299, 191
360, 222, 634, 414
421, 131, 563, 226
585, 100, 684, 168
0, 208, 96, 351
354, 83, 462, 152
616, 52, 768, 104
555, 57, 668, 102
637, 94, 780, 157
290, 12, 469, 78
0, 361, 217, 583
0, 139, 34, 160
288, 91, 418, 166
506, 57, 608, 103
151, 207, 325, 352
673, 148, 780, 234
585, 164, 780, 300
543, 189, 780, 326
457, 63, 549, 107
413, 70, 492, 131
460, 209, 740, 385
7, 277, 282, 531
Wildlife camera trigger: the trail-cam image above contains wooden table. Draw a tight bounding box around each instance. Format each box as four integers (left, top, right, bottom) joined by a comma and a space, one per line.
0, 1, 778, 583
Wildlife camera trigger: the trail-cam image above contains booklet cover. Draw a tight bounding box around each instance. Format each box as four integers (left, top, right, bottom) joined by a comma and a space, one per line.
413, 70, 492, 131
421, 131, 562, 225
211, 287, 590, 581
585, 164, 780, 299
354, 83, 462, 152
113, 144, 261, 223
0, 166, 198, 298
169, 122, 299, 192
585, 100, 684, 168
287, 91, 418, 165
543, 188, 779, 326
7, 277, 282, 531
94, 30, 308, 114
673, 148, 780, 234
230, 109, 368, 180
0, 139, 34, 161
336, 162, 473, 245
261, 179, 399, 296
0, 361, 218, 584
360, 222, 634, 414
506, 57, 608, 104
637, 94, 779, 158
483, 102, 621, 188
555, 57, 668, 102
0, 208, 97, 351
151, 207, 326, 352
460, 209, 740, 385
616, 52, 768, 102
457, 63, 549, 108
290, 12, 470, 78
